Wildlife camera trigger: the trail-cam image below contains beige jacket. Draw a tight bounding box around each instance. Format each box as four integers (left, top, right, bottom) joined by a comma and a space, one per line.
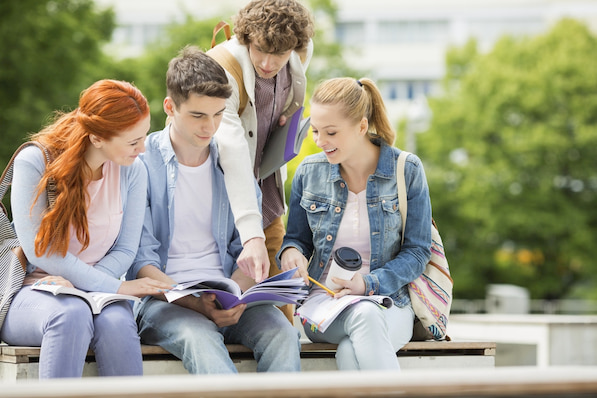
214, 36, 313, 244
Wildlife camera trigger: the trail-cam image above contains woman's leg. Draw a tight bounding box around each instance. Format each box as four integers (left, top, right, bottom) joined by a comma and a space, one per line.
1, 287, 94, 378
303, 301, 413, 371
91, 301, 143, 376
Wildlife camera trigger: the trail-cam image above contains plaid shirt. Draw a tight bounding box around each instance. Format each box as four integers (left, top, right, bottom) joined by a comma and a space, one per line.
253, 64, 291, 228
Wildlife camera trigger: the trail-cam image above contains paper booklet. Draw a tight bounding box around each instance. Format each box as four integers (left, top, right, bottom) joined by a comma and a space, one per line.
31, 284, 140, 315
164, 267, 308, 310
259, 106, 311, 179
295, 293, 394, 333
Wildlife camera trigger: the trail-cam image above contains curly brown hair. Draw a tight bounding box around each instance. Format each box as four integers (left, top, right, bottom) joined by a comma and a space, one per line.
233, 0, 314, 53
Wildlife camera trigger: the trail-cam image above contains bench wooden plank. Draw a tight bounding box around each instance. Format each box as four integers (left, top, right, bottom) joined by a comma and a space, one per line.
1, 341, 496, 364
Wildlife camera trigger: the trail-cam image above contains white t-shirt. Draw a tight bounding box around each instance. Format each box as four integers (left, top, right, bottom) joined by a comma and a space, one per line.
167, 154, 225, 283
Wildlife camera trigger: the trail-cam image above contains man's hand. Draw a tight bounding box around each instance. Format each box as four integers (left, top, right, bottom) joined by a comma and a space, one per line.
236, 237, 269, 283
194, 293, 246, 328
280, 247, 309, 285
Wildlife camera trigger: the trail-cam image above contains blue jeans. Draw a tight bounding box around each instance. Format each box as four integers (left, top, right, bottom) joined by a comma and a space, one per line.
135, 297, 301, 374
0, 287, 142, 378
304, 300, 414, 370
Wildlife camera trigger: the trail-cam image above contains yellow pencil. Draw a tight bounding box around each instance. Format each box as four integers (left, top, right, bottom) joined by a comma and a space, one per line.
308, 276, 336, 296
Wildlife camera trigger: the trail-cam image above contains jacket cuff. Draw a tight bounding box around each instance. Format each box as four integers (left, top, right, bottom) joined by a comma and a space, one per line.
236, 214, 266, 245
363, 273, 380, 297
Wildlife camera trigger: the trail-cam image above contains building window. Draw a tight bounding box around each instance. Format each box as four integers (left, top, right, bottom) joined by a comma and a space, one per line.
336, 22, 366, 45
378, 20, 449, 44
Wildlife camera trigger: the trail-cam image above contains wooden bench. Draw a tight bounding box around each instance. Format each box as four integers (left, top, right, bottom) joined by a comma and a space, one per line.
0, 340, 495, 380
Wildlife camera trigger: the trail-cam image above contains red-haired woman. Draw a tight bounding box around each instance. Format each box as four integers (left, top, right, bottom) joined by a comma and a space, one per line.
0, 80, 172, 378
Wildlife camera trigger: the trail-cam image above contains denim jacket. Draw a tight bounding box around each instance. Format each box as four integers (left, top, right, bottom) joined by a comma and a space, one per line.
127, 126, 244, 280
279, 141, 432, 306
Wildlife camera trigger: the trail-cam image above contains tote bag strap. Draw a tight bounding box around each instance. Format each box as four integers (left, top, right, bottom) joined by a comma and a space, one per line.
0, 142, 55, 209
396, 151, 410, 246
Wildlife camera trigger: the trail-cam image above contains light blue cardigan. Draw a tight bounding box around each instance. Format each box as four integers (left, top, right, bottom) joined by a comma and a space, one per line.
11, 146, 148, 293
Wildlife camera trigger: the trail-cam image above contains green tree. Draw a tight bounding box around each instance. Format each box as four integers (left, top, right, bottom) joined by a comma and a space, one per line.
108, 17, 222, 133
418, 19, 597, 300
0, 0, 115, 167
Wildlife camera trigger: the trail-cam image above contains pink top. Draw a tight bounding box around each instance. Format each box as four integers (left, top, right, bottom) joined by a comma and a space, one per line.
69, 161, 122, 265
315, 189, 371, 294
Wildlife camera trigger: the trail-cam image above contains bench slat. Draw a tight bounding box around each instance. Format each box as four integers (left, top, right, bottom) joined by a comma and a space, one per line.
1, 340, 496, 364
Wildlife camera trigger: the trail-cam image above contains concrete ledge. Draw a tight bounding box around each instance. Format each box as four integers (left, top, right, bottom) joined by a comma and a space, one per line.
0, 367, 595, 397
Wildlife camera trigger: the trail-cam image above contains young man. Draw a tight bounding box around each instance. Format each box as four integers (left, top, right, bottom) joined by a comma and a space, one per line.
126, 46, 301, 374
212, 0, 315, 321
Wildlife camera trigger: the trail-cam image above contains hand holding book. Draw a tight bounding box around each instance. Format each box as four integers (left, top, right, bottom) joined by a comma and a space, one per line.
164, 268, 308, 309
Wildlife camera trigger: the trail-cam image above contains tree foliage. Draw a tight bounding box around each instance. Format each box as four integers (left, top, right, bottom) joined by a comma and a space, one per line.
108, 17, 222, 133
418, 19, 597, 300
0, 0, 115, 167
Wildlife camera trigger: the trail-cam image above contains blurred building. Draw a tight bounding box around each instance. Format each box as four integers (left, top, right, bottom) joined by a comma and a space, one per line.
95, 0, 597, 133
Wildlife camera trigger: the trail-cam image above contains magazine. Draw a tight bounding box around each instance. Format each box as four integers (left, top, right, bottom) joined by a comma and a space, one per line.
31, 284, 140, 314
164, 268, 308, 309
296, 293, 394, 332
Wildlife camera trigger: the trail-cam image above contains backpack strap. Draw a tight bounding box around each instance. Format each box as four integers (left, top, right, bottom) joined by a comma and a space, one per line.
206, 21, 249, 116
396, 151, 410, 246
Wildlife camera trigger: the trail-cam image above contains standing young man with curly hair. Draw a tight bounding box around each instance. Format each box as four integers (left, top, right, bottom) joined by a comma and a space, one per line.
212, 0, 314, 322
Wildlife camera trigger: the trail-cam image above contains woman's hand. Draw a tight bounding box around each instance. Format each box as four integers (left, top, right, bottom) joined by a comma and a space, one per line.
332, 272, 366, 298
117, 277, 174, 298
33, 275, 74, 288
280, 247, 309, 285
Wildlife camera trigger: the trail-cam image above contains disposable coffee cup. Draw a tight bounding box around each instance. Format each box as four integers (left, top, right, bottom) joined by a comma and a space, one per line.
325, 247, 362, 291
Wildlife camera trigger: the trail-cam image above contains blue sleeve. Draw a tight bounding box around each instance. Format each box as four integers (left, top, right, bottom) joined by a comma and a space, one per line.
277, 163, 314, 266
127, 186, 163, 279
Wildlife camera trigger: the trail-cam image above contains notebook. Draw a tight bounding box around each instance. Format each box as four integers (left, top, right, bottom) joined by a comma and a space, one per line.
259, 106, 311, 179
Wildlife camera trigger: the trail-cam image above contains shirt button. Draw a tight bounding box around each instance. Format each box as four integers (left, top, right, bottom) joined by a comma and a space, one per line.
248, 131, 254, 138
368, 290, 374, 296
310, 204, 316, 210
319, 261, 324, 268
326, 235, 332, 241
382, 199, 386, 204
340, 182, 345, 188
393, 204, 397, 211
335, 207, 341, 213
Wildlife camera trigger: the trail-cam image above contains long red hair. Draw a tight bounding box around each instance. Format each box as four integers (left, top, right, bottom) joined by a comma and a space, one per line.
30, 79, 149, 257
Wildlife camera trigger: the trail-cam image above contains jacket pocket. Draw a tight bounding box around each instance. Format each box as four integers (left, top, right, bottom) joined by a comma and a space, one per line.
380, 197, 401, 234
300, 197, 330, 232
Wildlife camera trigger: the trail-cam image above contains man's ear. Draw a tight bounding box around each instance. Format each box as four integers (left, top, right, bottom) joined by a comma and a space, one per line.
163, 97, 176, 116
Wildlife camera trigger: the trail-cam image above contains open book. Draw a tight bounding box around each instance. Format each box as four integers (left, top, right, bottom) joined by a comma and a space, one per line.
164, 268, 308, 309
296, 293, 394, 333
259, 106, 311, 179
31, 284, 140, 314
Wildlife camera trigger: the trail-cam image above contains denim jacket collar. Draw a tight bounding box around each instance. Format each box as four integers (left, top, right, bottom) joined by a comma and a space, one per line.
327, 140, 396, 182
